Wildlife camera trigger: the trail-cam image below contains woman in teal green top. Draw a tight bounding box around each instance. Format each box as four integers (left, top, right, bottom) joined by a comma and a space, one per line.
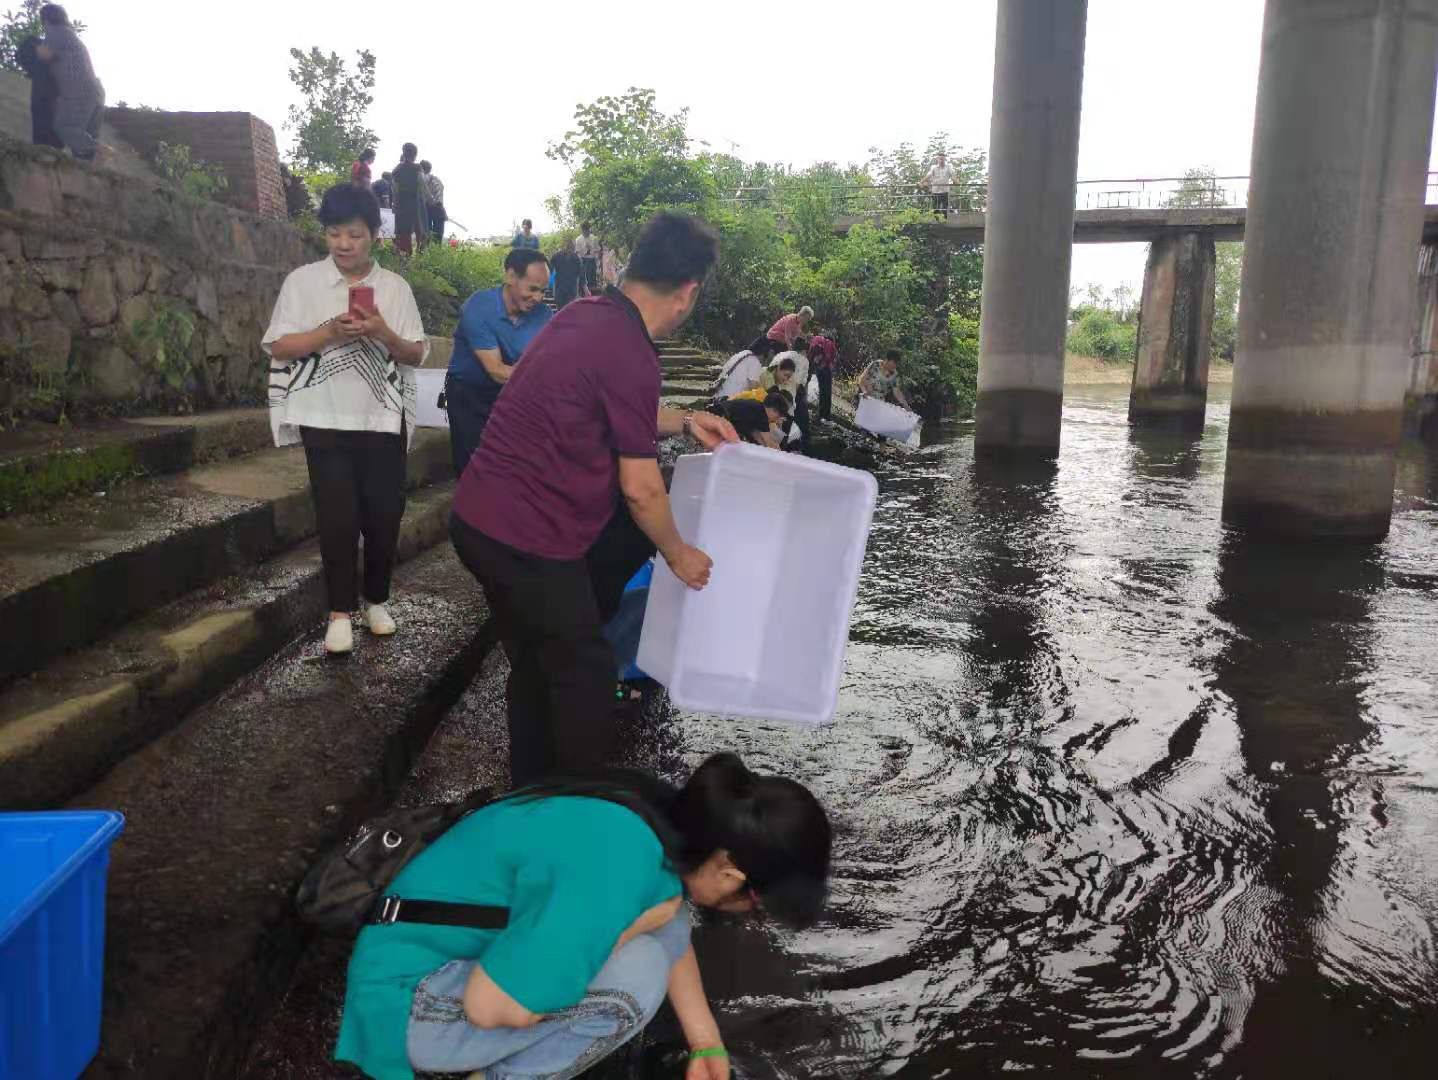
335, 753, 832, 1080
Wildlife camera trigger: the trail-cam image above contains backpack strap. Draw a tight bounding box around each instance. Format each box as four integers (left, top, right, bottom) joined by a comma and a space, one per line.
369, 894, 509, 930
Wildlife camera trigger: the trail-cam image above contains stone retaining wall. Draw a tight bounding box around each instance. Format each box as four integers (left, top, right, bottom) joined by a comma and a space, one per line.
0, 136, 320, 422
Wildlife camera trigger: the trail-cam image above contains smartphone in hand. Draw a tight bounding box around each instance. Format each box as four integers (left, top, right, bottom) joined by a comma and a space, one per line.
348, 285, 375, 319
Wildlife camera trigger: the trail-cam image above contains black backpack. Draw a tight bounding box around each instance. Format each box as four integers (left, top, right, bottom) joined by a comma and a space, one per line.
295, 788, 510, 934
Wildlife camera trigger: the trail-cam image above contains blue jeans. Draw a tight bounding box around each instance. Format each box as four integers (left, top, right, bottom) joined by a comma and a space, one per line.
407, 907, 691, 1078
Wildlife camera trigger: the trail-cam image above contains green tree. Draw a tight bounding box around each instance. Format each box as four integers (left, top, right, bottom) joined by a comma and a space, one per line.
285, 46, 378, 173
546, 87, 689, 171
1212, 242, 1242, 359
1166, 166, 1222, 208
1, 0, 81, 72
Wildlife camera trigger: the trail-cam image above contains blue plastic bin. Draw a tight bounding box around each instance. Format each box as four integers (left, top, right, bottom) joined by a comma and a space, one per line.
602, 562, 654, 681
0, 811, 126, 1080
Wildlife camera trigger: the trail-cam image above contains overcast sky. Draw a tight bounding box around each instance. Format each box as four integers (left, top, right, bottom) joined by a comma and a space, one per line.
80, 0, 1433, 295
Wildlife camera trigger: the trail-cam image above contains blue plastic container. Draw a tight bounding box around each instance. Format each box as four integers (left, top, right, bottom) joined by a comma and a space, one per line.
0, 811, 126, 1080
602, 561, 654, 681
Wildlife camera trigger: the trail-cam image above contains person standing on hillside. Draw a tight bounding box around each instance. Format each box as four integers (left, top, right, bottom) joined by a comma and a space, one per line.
445, 249, 553, 475
449, 212, 739, 785
511, 218, 540, 250
18, 32, 62, 149
351, 147, 375, 189
35, 4, 104, 162
371, 171, 393, 209
420, 160, 446, 241
574, 221, 601, 295
807, 332, 839, 421
923, 152, 956, 219
391, 144, 427, 256
550, 239, 582, 308
767, 306, 813, 349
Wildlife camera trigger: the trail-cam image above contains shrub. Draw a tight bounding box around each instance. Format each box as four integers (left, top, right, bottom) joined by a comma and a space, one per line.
1067, 308, 1136, 362
154, 142, 230, 202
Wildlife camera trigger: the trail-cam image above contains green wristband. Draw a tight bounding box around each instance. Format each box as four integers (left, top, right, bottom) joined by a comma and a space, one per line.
690, 1046, 728, 1060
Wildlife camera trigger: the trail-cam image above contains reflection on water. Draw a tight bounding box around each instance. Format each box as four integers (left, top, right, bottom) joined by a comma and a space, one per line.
661, 385, 1438, 1078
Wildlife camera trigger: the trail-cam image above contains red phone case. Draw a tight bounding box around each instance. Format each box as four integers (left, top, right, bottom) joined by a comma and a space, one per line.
348, 285, 375, 318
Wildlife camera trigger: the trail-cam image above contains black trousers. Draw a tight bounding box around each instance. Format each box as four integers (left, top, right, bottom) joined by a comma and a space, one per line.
931, 191, 949, 216
429, 205, 446, 240
795, 381, 811, 449
816, 365, 834, 421
579, 257, 599, 294
301, 426, 407, 613
446, 377, 496, 478
451, 507, 655, 786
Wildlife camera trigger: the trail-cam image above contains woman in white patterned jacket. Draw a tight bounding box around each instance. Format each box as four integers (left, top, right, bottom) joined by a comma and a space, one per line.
263, 184, 429, 655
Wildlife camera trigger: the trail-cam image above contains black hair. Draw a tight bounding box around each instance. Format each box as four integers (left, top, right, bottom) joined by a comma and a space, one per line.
401, 142, 418, 162
420, 160, 432, 172
884, 349, 902, 364
777, 357, 796, 373
359, 148, 375, 163
763, 391, 792, 416
39, 4, 68, 25
380, 171, 393, 180
793, 337, 810, 353
746, 335, 781, 359
625, 212, 720, 292
581, 220, 592, 230
776, 387, 794, 407
504, 247, 550, 277
508, 754, 831, 927
522, 218, 533, 229
318, 183, 381, 235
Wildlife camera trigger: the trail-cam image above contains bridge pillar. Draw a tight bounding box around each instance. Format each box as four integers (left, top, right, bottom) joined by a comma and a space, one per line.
1129, 232, 1216, 431
1222, 0, 1438, 540
974, 0, 1088, 456
1404, 242, 1438, 438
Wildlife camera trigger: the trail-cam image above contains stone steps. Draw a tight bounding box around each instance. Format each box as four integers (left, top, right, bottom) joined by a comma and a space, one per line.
67, 544, 495, 1079
0, 407, 272, 517
0, 428, 453, 691
0, 481, 457, 811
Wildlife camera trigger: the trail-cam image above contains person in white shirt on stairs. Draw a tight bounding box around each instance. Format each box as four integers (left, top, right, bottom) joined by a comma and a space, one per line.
263, 184, 430, 655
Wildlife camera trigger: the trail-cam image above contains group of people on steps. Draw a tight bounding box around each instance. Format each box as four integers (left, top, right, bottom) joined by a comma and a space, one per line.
264, 184, 834, 1079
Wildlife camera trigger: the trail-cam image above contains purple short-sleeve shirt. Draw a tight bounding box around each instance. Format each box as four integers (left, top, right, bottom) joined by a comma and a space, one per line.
453, 291, 660, 561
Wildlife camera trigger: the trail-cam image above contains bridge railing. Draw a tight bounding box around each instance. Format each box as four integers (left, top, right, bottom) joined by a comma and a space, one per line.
720, 172, 1438, 216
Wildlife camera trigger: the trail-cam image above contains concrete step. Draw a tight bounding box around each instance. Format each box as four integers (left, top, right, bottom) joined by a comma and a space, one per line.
0, 429, 453, 690
0, 408, 271, 518
0, 482, 457, 811
68, 544, 494, 1079
660, 380, 716, 398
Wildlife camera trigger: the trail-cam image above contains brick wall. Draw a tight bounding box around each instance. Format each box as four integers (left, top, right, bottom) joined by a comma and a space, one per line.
105, 109, 286, 219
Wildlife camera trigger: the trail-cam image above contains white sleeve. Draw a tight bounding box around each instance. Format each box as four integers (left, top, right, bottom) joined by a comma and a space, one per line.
261, 271, 306, 356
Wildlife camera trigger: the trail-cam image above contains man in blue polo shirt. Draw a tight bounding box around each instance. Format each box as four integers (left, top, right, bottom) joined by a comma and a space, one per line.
446, 248, 552, 475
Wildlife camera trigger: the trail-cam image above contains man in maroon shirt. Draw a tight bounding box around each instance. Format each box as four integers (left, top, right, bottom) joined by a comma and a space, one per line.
808, 333, 839, 421
450, 212, 738, 784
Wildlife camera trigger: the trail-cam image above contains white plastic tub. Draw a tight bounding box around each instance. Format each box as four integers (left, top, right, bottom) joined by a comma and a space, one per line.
414, 369, 448, 429
638, 442, 877, 726
856, 396, 921, 442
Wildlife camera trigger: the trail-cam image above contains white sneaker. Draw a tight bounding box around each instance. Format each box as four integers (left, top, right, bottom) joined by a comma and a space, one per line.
324, 617, 353, 654
364, 602, 397, 636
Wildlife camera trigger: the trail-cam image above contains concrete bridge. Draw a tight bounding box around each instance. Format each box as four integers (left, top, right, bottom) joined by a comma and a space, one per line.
738, 0, 1438, 542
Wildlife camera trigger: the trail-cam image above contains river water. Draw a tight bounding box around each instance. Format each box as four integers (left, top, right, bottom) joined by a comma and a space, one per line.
668, 384, 1438, 1079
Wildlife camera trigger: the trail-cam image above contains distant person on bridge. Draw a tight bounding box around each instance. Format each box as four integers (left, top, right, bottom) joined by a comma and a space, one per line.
262, 184, 429, 656
449, 212, 738, 786
351, 148, 375, 190
391, 144, 428, 256
808, 333, 838, 421
420, 160, 445, 240
574, 221, 601, 294
767, 306, 813, 349
923, 152, 956, 219
858, 349, 911, 410
445, 248, 553, 476
35, 4, 104, 163
511, 218, 541, 249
